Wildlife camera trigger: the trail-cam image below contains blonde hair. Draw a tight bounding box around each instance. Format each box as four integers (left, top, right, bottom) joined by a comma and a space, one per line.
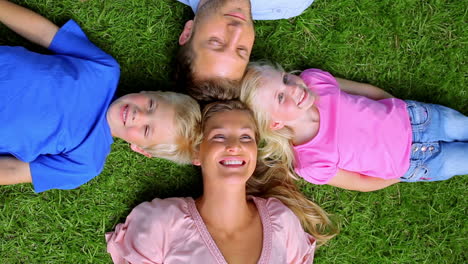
240, 61, 298, 180
143, 91, 201, 164
199, 100, 338, 245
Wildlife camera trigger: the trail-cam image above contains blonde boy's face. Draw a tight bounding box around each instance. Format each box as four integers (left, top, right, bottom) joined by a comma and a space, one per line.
107, 92, 177, 156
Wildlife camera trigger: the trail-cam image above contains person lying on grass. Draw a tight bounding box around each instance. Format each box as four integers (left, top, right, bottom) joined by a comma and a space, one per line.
175, 0, 315, 101
240, 61, 468, 192
106, 100, 337, 263
0, 0, 201, 192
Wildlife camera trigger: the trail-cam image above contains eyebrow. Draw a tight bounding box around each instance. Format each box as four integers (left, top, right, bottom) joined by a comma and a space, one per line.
207, 126, 254, 132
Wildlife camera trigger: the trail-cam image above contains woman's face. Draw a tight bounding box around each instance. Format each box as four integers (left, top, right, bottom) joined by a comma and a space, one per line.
193, 110, 257, 185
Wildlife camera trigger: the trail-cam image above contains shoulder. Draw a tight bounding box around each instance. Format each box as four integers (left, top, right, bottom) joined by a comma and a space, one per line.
110, 198, 191, 249
251, 0, 314, 20
106, 197, 192, 263
294, 147, 338, 185
133, 197, 191, 221
175, 0, 198, 13
300, 69, 340, 95
49, 20, 119, 69
259, 197, 316, 263
253, 196, 299, 226
261, 197, 299, 224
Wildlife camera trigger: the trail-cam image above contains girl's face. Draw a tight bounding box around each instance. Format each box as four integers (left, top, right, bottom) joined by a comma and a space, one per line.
193, 110, 257, 185
255, 69, 315, 128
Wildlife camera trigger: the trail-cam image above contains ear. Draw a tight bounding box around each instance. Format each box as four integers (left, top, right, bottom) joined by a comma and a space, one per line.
179, 20, 194, 45
130, 144, 152, 158
191, 149, 201, 166
270, 121, 284, 131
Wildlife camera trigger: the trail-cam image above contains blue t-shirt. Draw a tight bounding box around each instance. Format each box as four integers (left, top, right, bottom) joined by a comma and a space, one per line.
0, 20, 120, 192
176, 0, 314, 20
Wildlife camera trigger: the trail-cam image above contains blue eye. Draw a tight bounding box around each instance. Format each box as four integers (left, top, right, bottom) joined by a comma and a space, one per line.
240, 135, 253, 142
282, 73, 289, 85
212, 134, 225, 141
278, 92, 284, 103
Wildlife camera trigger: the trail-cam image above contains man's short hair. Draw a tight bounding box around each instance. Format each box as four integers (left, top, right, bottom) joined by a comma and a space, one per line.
175, 40, 241, 102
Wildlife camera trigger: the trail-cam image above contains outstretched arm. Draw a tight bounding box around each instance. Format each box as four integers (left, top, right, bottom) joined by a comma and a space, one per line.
335, 77, 394, 100
328, 169, 400, 192
0, 0, 58, 48
0, 156, 32, 185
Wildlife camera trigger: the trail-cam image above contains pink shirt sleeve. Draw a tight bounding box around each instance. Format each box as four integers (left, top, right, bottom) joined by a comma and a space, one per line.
293, 68, 341, 185
106, 198, 187, 264
294, 157, 337, 185
266, 198, 316, 263
300, 68, 340, 96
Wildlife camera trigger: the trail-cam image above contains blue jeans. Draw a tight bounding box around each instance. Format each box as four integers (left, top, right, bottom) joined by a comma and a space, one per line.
400, 100, 468, 182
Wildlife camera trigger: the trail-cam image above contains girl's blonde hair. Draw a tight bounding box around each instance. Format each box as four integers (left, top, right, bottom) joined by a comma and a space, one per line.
240, 61, 298, 180
199, 100, 338, 245
143, 91, 201, 164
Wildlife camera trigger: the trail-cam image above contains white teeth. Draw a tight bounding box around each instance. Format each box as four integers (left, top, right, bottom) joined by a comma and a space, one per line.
123, 107, 128, 123
222, 160, 243, 165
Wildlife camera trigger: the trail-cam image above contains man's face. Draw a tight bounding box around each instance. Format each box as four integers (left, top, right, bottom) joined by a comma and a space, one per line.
180, 0, 255, 81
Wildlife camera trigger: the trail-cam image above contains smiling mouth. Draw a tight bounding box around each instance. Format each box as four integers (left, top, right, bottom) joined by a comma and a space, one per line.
297, 89, 307, 106
121, 105, 129, 125
219, 159, 246, 167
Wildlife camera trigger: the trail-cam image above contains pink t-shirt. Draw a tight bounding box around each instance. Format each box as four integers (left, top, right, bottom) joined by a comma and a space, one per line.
294, 69, 412, 184
106, 196, 316, 264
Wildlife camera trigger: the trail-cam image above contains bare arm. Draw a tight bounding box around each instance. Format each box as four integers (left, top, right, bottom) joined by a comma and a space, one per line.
0, 156, 32, 185
335, 77, 394, 100
0, 0, 58, 48
328, 169, 399, 192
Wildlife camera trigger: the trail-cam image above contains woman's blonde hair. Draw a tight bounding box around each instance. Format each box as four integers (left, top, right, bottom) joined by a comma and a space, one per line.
240, 61, 298, 180
199, 100, 338, 245
143, 91, 201, 164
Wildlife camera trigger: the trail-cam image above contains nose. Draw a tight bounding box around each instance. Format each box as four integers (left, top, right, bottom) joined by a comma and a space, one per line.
225, 137, 241, 153
286, 82, 300, 98
226, 22, 242, 50
131, 107, 149, 126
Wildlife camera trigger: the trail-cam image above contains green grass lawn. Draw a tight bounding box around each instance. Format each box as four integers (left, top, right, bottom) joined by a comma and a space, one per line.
1, 0, 467, 263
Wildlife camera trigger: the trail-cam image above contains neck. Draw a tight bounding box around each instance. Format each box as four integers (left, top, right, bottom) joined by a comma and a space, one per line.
288, 105, 320, 145
196, 180, 253, 232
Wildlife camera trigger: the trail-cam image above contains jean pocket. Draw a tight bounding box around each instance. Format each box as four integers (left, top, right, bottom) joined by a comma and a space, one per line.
404, 166, 432, 182
407, 101, 431, 127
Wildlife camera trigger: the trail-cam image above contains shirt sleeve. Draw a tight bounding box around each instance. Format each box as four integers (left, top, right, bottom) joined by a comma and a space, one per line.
286, 221, 316, 264
267, 198, 316, 263
300, 68, 340, 97
106, 198, 183, 264
29, 146, 108, 193
48, 19, 118, 67
294, 148, 337, 185
176, 0, 198, 13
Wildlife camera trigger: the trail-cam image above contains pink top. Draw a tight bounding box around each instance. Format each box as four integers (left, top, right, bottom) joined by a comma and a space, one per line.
294, 69, 412, 184
106, 196, 316, 264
